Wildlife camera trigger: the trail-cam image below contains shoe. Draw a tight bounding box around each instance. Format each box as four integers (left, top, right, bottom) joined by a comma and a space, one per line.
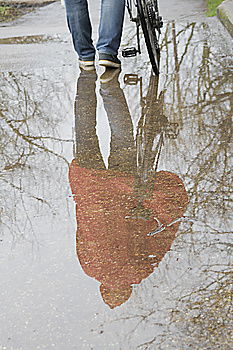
98, 53, 121, 68
100, 67, 121, 83
79, 58, 95, 71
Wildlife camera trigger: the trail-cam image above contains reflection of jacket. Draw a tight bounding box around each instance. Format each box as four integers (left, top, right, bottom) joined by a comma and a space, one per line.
69, 159, 189, 290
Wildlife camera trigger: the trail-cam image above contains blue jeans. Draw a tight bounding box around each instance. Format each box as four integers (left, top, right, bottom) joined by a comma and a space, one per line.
65, 0, 125, 59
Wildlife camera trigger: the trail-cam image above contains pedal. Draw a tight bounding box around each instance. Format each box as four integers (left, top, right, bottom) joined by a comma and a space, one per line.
124, 74, 140, 85
122, 47, 138, 57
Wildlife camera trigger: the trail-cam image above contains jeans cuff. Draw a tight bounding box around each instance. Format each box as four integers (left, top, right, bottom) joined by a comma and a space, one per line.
98, 50, 117, 56
79, 55, 95, 60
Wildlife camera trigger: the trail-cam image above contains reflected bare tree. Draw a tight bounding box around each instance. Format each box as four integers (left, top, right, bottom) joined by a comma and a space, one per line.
171, 268, 233, 350
0, 69, 73, 247
160, 22, 232, 229
89, 22, 233, 350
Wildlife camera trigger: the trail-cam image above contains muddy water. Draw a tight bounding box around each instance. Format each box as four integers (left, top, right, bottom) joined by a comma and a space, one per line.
0, 21, 232, 350
0, 34, 66, 44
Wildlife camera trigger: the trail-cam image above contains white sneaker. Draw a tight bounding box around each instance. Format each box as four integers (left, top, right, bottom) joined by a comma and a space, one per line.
98, 53, 121, 68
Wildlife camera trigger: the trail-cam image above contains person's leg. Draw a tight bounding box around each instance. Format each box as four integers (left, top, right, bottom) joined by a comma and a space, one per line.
100, 72, 137, 173
65, 0, 95, 60
97, 0, 125, 56
75, 70, 105, 169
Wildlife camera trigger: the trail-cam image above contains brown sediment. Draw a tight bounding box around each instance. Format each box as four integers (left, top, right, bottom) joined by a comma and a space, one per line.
0, 1, 55, 23
0, 34, 64, 44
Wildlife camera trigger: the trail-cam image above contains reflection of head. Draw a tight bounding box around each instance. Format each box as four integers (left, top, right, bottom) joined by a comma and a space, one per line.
100, 283, 132, 309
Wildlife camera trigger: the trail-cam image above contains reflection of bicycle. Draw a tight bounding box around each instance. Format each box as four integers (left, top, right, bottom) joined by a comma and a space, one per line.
124, 73, 179, 179
124, 73, 179, 220
122, 0, 163, 75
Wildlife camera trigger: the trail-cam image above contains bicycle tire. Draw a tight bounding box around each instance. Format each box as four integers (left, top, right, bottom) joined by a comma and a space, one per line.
136, 74, 167, 181
137, 0, 161, 75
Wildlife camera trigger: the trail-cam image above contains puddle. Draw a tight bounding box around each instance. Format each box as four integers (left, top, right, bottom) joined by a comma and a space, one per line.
0, 34, 67, 44
0, 21, 232, 350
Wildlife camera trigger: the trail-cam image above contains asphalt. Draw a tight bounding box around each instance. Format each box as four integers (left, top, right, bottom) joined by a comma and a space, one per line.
1, 0, 233, 38
0, 1, 233, 350
0, 0, 226, 72
1, 0, 233, 39
0, 0, 208, 72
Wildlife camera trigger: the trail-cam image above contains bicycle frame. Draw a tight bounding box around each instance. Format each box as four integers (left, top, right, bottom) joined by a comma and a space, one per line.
123, 0, 163, 74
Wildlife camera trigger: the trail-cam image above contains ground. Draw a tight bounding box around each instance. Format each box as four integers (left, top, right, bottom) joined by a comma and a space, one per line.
0, 1, 232, 349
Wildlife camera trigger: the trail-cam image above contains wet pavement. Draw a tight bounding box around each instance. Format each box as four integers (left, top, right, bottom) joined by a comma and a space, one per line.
1, 1, 233, 350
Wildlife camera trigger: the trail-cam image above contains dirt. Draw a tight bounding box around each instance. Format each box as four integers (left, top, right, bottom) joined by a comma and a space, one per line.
0, 1, 55, 23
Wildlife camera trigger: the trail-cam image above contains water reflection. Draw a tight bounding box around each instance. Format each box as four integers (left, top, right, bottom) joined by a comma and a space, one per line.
0, 19, 232, 350
0, 69, 74, 247
69, 69, 189, 308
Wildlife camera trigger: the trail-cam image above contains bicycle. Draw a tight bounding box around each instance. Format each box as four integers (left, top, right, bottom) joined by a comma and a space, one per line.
122, 0, 163, 75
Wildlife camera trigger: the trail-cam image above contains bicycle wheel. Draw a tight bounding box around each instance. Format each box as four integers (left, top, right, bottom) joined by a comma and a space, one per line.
137, 0, 162, 75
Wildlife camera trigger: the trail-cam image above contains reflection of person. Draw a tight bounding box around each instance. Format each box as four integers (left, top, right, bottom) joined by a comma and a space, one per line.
69, 70, 189, 308
64, 0, 124, 69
